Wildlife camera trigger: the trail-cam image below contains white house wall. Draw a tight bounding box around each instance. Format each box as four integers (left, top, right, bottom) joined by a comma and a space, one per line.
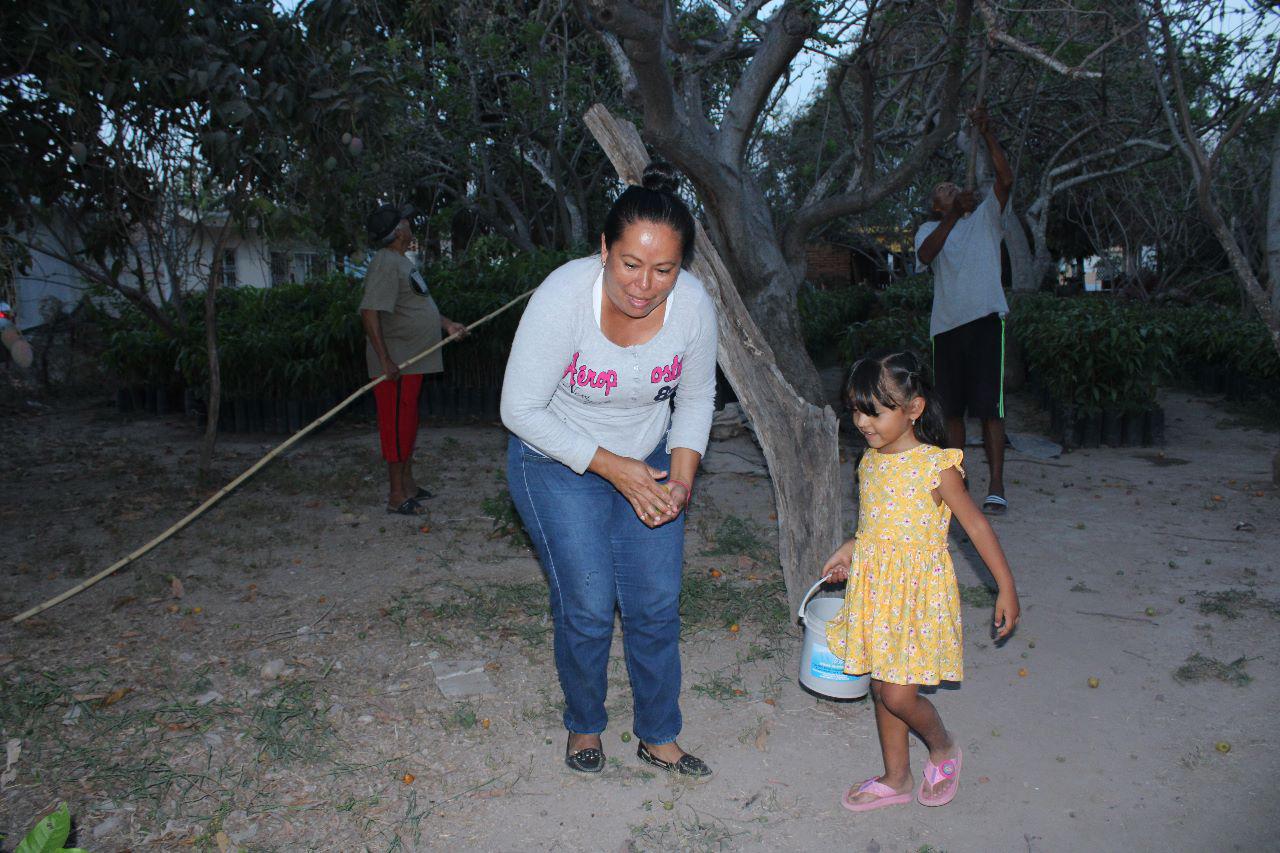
9, 220, 328, 330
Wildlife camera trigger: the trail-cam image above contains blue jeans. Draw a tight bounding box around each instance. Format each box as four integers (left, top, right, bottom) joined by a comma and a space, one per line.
507, 434, 685, 744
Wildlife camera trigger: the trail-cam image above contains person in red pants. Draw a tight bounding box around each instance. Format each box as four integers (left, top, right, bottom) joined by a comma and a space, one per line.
359, 205, 466, 515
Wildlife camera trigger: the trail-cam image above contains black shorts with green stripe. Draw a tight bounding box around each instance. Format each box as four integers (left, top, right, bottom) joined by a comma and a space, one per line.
932, 312, 1005, 421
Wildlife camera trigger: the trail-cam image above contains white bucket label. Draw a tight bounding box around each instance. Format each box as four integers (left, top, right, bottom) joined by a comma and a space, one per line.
810, 646, 857, 681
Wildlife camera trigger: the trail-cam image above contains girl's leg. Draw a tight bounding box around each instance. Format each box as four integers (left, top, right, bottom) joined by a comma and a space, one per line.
507, 435, 617, 750
846, 679, 914, 804
875, 681, 959, 801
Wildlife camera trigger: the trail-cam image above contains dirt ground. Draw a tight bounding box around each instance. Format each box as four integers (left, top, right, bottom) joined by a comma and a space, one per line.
1, 385, 1277, 853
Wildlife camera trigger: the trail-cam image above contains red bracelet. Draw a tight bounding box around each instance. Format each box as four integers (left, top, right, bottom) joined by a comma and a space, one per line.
668, 478, 692, 507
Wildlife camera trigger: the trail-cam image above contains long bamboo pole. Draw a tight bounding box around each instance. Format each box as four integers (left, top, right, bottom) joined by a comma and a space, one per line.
965, 41, 992, 191
11, 289, 534, 623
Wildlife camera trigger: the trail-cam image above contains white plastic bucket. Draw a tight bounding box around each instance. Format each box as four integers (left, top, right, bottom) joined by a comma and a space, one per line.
797, 576, 870, 699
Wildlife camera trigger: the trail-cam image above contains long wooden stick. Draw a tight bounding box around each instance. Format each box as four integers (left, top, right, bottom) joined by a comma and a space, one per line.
965, 41, 991, 191
11, 289, 534, 623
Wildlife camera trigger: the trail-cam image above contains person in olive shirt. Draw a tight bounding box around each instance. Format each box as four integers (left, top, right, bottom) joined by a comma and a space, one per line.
360, 205, 466, 515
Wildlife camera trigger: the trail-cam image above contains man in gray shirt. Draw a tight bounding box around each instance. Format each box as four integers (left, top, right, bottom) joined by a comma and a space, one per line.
913, 107, 1013, 513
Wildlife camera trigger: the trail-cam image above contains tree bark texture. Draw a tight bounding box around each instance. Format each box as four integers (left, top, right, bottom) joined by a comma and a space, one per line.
1004, 205, 1035, 291
581, 0, 974, 405
584, 104, 842, 619
198, 225, 232, 481
1268, 121, 1280, 311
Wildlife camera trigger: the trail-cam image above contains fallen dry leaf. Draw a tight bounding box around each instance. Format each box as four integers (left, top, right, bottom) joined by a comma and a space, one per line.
215, 829, 231, 852
737, 555, 755, 570
2, 739, 21, 791
753, 718, 772, 752
100, 686, 132, 708
170, 576, 185, 599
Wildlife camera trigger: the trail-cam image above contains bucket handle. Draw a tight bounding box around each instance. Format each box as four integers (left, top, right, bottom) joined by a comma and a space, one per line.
797, 574, 834, 623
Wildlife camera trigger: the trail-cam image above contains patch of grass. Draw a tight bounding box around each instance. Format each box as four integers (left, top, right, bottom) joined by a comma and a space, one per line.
423, 580, 550, 646
261, 455, 370, 497
628, 807, 746, 852
702, 515, 771, 561
480, 490, 530, 548
691, 671, 746, 701
0, 667, 81, 736
445, 702, 478, 731
958, 584, 996, 608
1173, 653, 1252, 686
679, 575, 788, 634
1196, 588, 1280, 620
250, 679, 335, 763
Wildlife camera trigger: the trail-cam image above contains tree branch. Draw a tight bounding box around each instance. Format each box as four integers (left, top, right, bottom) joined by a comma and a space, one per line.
719, 0, 815, 168
781, 0, 974, 264
976, 0, 1102, 80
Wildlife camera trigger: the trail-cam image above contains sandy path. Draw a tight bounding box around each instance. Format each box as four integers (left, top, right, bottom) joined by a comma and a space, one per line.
1, 389, 1275, 852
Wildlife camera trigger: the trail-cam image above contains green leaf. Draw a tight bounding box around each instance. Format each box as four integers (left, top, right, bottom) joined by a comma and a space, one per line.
15, 803, 74, 853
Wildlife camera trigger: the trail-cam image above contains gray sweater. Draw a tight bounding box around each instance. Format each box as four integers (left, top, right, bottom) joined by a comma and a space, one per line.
500, 256, 719, 474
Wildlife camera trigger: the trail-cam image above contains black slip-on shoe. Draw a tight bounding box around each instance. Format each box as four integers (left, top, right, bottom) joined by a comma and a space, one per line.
636, 743, 712, 779
565, 737, 605, 773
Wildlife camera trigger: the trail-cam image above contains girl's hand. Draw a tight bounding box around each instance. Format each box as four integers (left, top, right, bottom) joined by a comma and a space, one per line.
822, 540, 856, 583
993, 588, 1020, 639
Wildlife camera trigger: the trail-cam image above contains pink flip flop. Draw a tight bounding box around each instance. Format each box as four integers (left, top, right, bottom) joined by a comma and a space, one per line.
917, 747, 963, 807
842, 777, 914, 812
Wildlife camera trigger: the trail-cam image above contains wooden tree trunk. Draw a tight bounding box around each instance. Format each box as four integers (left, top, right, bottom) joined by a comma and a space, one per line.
1267, 121, 1280, 310
198, 226, 231, 482
1004, 205, 1035, 291
584, 105, 842, 618
1027, 208, 1055, 291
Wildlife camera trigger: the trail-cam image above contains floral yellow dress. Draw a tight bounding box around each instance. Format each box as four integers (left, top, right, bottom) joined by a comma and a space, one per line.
826, 444, 965, 685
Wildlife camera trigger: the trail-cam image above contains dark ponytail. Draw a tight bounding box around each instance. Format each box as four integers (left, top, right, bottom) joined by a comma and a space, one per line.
845, 350, 947, 447
602, 161, 697, 267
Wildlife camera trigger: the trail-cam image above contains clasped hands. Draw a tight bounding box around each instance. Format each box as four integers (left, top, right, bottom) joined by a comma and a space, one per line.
607, 456, 688, 528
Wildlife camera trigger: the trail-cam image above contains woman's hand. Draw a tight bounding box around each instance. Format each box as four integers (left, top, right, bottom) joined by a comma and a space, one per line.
652, 481, 690, 526
592, 451, 678, 527
821, 539, 856, 583
993, 588, 1020, 640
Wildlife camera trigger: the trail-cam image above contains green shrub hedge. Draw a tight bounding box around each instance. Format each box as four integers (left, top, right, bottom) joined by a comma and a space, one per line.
96, 246, 575, 400
798, 284, 876, 364
1012, 295, 1175, 414
830, 282, 1278, 418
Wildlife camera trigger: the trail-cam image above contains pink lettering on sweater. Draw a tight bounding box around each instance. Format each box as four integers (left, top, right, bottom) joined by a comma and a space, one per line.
562, 352, 618, 396
650, 353, 683, 384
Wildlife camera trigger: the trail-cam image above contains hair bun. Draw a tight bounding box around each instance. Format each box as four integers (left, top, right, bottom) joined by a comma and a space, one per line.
641, 161, 681, 195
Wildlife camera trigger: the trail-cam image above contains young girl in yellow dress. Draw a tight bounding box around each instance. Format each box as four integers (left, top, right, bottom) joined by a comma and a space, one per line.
822, 350, 1019, 812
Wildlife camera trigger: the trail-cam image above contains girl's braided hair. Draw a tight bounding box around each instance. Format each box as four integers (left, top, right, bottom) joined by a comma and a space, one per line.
845, 350, 947, 447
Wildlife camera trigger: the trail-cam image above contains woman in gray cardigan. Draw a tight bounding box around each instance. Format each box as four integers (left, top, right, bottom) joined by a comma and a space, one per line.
501, 163, 718, 778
